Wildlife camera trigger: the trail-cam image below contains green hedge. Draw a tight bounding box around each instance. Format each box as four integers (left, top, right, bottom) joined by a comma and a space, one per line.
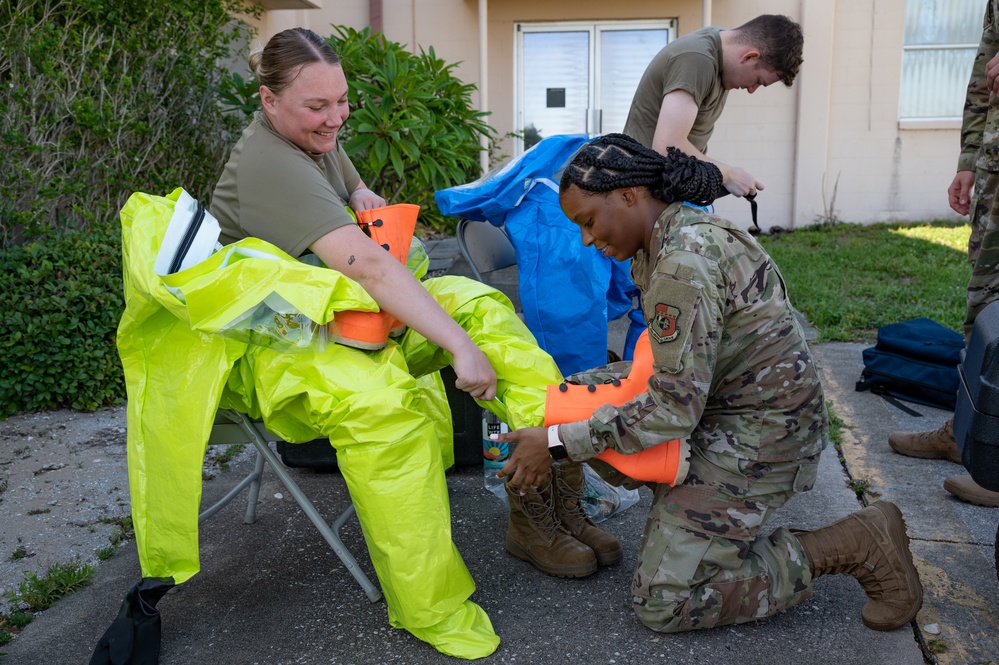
1, 0, 257, 417
0, 229, 124, 417
0, 0, 257, 248
331, 26, 496, 232
1, 12, 497, 417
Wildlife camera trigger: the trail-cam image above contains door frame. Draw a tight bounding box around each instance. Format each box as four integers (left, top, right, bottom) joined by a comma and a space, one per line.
513, 19, 677, 155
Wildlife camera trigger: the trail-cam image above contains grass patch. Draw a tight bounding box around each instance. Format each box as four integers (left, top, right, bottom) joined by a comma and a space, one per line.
96, 545, 118, 561
1, 559, 95, 645
825, 401, 845, 448
6, 560, 96, 612
848, 478, 871, 500
100, 516, 134, 548
207, 442, 246, 472
759, 221, 970, 342
825, 400, 848, 469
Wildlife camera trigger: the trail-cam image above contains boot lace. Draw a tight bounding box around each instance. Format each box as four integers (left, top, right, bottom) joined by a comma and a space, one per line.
554, 473, 590, 532
519, 490, 566, 544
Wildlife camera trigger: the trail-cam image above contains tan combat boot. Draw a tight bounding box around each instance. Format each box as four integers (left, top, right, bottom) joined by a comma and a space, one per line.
505, 472, 598, 578
943, 474, 999, 507
552, 463, 623, 566
888, 417, 961, 463
795, 501, 922, 631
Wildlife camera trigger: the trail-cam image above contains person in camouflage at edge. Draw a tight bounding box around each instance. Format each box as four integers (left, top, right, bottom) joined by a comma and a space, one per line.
495, 134, 923, 633
889, 0, 999, 507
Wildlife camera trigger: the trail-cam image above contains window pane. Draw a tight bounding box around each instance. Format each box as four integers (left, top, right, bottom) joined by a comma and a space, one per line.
599, 29, 669, 134
899, 48, 977, 118
522, 31, 590, 143
904, 0, 987, 46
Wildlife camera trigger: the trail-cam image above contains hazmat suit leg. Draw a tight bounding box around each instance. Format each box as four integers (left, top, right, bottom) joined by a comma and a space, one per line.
396, 276, 563, 429
225, 338, 498, 659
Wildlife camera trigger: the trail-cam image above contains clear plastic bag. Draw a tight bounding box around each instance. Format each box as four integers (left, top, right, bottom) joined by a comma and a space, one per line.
580, 463, 640, 522
219, 297, 333, 352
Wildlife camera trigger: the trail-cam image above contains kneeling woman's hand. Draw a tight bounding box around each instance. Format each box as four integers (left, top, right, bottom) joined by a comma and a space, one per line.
495, 426, 552, 493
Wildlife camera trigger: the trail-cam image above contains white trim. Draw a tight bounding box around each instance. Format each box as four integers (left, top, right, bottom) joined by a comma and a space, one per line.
898, 118, 962, 130
478, 0, 489, 174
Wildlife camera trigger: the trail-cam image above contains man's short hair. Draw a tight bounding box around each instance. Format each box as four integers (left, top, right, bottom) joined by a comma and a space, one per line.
733, 14, 804, 86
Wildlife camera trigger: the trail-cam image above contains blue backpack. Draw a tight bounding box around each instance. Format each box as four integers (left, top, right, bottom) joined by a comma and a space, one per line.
855, 318, 965, 414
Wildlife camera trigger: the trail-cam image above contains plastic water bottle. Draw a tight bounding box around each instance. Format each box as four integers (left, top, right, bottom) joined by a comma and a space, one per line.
482, 411, 509, 500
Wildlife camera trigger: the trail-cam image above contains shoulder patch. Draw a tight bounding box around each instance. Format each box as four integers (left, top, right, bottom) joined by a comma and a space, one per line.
649, 303, 682, 343
643, 276, 701, 372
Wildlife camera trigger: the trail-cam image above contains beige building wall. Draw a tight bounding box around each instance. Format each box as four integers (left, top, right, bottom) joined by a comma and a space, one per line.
253, 0, 967, 231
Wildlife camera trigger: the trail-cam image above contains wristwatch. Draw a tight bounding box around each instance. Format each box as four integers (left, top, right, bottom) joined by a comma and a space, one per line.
547, 425, 569, 461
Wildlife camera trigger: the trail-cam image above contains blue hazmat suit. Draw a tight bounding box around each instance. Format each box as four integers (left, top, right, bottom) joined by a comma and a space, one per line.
435, 134, 643, 375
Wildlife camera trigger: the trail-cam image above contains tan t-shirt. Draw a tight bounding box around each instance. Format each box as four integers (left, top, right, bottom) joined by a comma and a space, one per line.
210, 112, 361, 258
622, 28, 728, 154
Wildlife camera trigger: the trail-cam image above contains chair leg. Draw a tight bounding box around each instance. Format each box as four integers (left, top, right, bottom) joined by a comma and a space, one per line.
243, 450, 266, 525
199, 454, 262, 524
226, 411, 383, 603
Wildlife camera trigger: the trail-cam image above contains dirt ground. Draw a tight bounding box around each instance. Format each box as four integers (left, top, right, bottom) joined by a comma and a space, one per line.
0, 406, 247, 616
0, 407, 131, 615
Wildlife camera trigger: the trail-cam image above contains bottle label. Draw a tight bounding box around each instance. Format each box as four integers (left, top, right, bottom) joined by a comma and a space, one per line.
482, 418, 509, 470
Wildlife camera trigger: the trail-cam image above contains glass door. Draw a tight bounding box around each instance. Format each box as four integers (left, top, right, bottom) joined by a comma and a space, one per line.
515, 20, 675, 153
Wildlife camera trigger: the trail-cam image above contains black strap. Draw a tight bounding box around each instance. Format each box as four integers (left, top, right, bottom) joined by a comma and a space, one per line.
167, 202, 206, 274
856, 376, 925, 417
873, 386, 924, 417
745, 192, 760, 232
711, 188, 760, 232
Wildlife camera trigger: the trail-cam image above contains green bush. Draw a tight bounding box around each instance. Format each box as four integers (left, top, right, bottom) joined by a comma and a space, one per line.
0, 0, 258, 248
332, 26, 496, 233
0, 227, 124, 417
0, 14, 494, 417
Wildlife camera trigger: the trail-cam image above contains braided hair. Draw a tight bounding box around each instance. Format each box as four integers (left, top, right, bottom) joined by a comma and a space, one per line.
559, 133, 724, 207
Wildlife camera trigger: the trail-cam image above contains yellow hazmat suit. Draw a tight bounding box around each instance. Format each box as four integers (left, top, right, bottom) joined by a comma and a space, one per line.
117, 189, 561, 659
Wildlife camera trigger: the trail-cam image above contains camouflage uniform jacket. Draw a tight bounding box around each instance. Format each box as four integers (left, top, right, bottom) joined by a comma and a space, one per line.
960, 0, 999, 174
560, 203, 826, 463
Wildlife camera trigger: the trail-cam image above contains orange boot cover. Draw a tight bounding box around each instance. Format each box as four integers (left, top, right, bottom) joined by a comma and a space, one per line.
544, 331, 688, 486
332, 204, 419, 350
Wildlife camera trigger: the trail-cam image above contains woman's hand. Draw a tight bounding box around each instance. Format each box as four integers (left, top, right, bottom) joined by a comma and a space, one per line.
349, 186, 386, 212
495, 426, 553, 491
722, 165, 764, 198
948, 170, 975, 216
987, 52, 999, 95
311, 224, 497, 400
451, 341, 497, 401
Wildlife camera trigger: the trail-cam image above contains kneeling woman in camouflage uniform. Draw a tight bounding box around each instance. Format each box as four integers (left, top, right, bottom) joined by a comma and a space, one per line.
496, 133, 923, 633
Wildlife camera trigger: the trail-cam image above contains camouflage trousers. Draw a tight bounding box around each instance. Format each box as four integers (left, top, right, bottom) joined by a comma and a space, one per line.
965, 169, 999, 342
626, 446, 819, 633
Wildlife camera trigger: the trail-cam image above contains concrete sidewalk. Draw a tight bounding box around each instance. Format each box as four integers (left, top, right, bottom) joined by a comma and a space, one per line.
2, 241, 997, 664
810, 343, 999, 665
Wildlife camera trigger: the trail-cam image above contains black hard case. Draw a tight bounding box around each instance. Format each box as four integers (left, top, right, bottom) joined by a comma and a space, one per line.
953, 301, 999, 492
275, 366, 483, 471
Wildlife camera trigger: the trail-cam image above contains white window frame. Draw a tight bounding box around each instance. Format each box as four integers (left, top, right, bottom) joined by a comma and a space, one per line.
513, 19, 676, 154
899, 0, 987, 130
